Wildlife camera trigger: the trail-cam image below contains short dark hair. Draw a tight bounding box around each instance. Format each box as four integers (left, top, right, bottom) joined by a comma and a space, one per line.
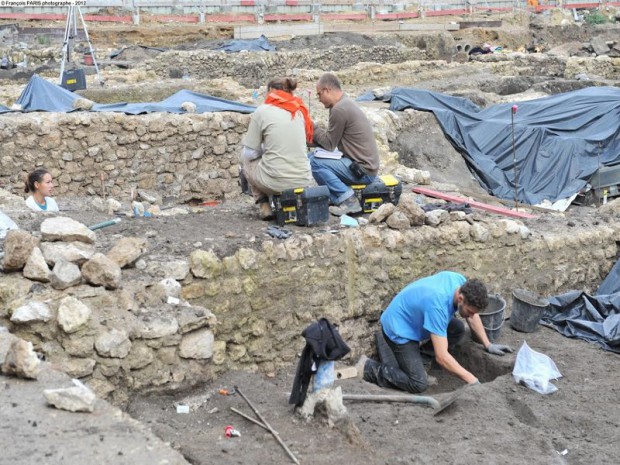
318, 73, 341, 91
267, 76, 297, 93
460, 279, 488, 311
24, 168, 50, 194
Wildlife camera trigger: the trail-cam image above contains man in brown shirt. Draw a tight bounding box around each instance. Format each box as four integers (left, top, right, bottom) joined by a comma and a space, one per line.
311, 73, 380, 216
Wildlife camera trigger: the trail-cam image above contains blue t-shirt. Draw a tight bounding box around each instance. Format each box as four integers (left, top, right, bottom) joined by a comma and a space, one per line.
381, 271, 466, 344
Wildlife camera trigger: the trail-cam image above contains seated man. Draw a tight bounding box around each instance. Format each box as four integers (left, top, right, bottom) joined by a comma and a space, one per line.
357, 271, 513, 393
310, 73, 380, 216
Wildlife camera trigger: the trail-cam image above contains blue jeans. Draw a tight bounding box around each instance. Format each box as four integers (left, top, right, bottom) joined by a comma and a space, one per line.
364, 319, 466, 393
309, 154, 378, 205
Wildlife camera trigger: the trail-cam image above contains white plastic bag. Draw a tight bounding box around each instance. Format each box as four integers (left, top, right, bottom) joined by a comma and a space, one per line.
512, 341, 562, 394
0, 210, 19, 240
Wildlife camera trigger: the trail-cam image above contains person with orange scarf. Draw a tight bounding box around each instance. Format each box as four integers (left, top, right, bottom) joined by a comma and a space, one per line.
241, 76, 313, 220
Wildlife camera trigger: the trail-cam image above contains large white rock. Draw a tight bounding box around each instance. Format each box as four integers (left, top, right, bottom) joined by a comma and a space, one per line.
161, 259, 190, 280
81, 253, 121, 289
386, 210, 411, 230
0, 329, 19, 365
1, 338, 41, 379
40, 241, 96, 266
44, 379, 97, 413
179, 328, 214, 359
2, 230, 39, 271
155, 278, 181, 298
11, 301, 51, 323
57, 296, 91, 333
41, 217, 96, 244
23, 247, 51, 282
106, 237, 148, 268
51, 260, 82, 290
135, 315, 179, 339
94, 328, 131, 358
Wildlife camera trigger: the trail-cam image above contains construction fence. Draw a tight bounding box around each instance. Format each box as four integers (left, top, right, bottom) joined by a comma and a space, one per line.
0, 0, 618, 24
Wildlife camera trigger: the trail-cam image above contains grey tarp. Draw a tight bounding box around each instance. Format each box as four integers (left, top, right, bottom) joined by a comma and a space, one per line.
12, 75, 255, 114
388, 87, 620, 205
596, 258, 620, 296
541, 291, 620, 353
214, 35, 275, 52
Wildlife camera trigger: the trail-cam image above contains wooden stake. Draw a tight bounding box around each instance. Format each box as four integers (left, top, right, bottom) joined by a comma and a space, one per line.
234, 386, 300, 465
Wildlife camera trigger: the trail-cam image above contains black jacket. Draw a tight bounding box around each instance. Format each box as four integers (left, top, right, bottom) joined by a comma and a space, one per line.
288, 318, 350, 407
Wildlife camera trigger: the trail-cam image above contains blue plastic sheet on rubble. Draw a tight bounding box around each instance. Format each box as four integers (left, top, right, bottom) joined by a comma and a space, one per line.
0, 104, 10, 113
12, 75, 255, 114
388, 86, 620, 205
214, 34, 275, 52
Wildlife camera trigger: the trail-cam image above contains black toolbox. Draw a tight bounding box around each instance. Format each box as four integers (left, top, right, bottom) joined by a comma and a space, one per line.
352, 174, 402, 213
61, 68, 87, 91
273, 185, 330, 226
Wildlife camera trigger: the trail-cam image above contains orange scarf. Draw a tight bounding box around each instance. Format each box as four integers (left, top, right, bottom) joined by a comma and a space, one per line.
265, 89, 314, 144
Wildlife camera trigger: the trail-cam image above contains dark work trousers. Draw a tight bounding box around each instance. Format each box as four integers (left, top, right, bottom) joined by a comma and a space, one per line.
364, 318, 465, 393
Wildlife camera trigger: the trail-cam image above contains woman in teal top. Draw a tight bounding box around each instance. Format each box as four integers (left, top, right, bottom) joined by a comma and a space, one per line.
24, 168, 59, 212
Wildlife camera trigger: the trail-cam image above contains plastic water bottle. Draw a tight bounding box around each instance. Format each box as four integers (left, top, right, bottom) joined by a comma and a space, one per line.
312, 360, 335, 392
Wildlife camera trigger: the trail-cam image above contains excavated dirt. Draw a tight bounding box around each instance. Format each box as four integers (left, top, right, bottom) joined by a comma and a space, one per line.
2, 11, 620, 465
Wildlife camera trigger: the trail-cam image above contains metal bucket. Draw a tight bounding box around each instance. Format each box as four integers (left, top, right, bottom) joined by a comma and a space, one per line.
510, 289, 549, 333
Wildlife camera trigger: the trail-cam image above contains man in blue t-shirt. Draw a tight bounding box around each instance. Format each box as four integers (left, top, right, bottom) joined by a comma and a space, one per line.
357, 271, 513, 393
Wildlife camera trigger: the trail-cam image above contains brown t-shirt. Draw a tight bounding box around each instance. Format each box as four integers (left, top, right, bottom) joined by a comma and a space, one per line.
313, 96, 380, 176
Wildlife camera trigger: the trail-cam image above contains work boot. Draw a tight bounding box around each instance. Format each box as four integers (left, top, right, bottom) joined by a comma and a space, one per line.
355, 354, 368, 380
329, 195, 362, 217
258, 201, 275, 221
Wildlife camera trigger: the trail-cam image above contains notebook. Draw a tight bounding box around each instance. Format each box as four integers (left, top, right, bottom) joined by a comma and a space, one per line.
313, 148, 343, 160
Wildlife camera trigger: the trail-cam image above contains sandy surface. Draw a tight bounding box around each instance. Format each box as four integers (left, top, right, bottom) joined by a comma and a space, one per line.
126, 324, 620, 465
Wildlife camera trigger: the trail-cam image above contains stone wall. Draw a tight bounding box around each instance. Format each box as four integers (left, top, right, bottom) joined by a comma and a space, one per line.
0, 112, 250, 202
140, 46, 426, 87
2, 212, 618, 405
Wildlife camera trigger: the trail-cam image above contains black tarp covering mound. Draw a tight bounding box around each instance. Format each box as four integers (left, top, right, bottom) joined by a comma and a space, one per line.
541, 291, 620, 353
13, 75, 255, 114
389, 87, 620, 205
596, 258, 620, 295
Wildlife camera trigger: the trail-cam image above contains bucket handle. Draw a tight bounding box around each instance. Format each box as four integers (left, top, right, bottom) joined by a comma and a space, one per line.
482, 318, 504, 332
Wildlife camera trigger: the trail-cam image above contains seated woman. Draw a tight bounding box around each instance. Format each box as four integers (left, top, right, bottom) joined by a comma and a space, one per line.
241, 76, 313, 220
24, 168, 59, 212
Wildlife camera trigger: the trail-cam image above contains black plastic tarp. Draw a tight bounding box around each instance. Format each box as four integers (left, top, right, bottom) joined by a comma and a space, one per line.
541, 291, 620, 353
389, 87, 620, 205
596, 258, 620, 295
11, 75, 255, 114
214, 35, 275, 52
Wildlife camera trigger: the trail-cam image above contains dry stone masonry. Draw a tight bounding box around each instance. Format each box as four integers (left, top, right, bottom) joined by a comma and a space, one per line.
2, 203, 618, 404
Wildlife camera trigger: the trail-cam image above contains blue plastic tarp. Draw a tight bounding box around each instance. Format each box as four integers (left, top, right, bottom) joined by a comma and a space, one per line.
91, 90, 255, 114
0, 104, 10, 114
214, 35, 275, 52
16, 74, 80, 112
389, 87, 620, 205
10, 75, 255, 115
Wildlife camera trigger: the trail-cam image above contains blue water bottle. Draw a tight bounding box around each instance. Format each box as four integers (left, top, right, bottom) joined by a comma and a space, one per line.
312, 360, 335, 392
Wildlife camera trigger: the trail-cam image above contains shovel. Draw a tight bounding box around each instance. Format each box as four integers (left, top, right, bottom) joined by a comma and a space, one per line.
342, 386, 467, 416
